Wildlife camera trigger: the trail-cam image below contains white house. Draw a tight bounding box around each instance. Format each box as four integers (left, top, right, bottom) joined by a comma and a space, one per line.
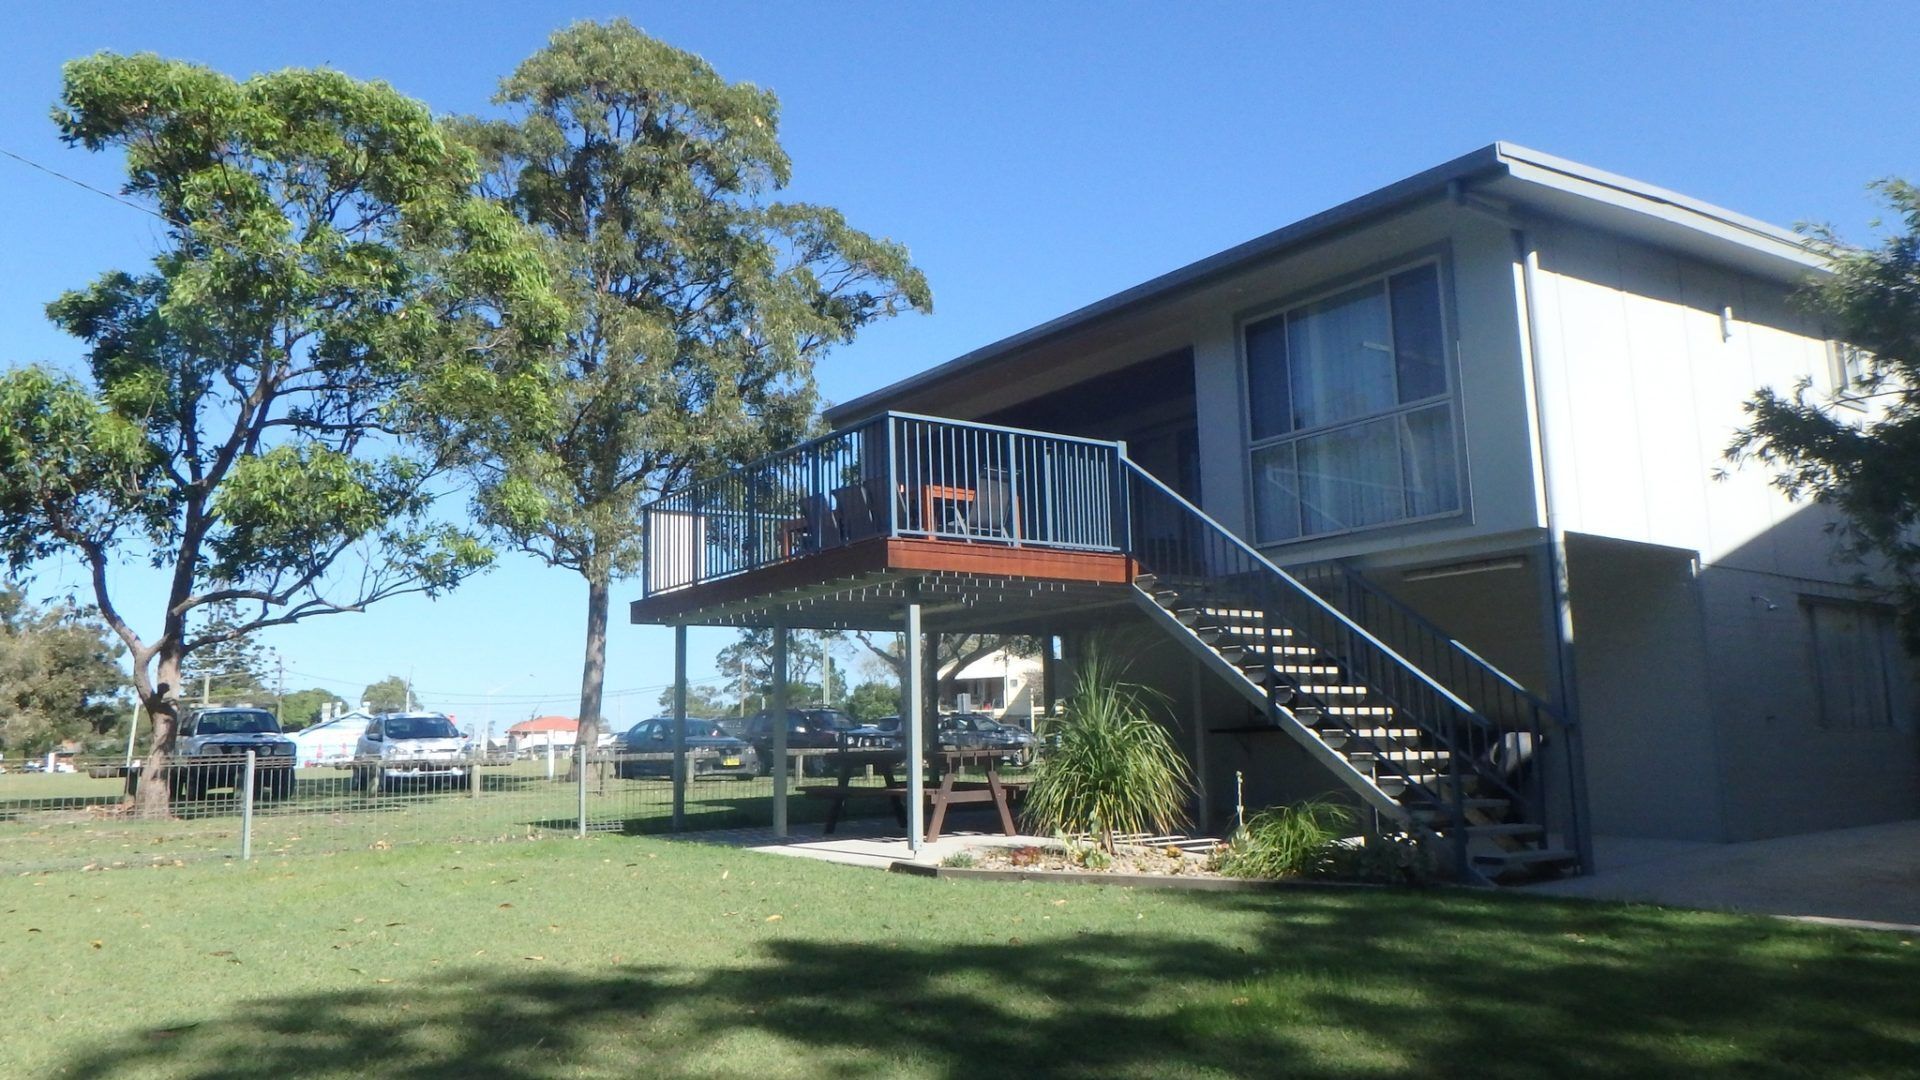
633, 143, 1919, 878
945, 648, 1046, 723
290, 709, 373, 765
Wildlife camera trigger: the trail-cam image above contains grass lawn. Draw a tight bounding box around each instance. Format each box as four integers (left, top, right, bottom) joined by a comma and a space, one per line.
1, 837, 1915, 1078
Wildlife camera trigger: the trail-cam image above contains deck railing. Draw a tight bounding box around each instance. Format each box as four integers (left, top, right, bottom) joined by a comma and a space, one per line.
640, 412, 1126, 596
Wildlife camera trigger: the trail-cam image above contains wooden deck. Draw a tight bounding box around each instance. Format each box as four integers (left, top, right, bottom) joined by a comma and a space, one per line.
629, 537, 1137, 631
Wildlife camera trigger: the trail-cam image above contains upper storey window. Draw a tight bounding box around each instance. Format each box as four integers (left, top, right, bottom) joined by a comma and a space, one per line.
1245, 261, 1461, 543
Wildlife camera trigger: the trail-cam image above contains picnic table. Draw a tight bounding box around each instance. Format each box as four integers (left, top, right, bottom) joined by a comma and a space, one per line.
800, 747, 1027, 840
921, 749, 1024, 841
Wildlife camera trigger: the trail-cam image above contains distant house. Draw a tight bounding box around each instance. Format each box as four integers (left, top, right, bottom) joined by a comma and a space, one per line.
506, 715, 577, 754
291, 710, 373, 765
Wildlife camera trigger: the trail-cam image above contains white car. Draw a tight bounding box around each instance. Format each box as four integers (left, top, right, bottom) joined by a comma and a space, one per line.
352, 712, 472, 791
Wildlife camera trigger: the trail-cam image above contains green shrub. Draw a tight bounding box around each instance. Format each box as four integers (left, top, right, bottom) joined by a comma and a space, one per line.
1321, 831, 1441, 885
1213, 797, 1356, 879
940, 850, 977, 869
1023, 645, 1192, 852
1064, 838, 1113, 870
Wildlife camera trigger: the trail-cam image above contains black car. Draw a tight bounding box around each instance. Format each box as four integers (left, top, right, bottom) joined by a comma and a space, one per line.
845, 715, 902, 748
937, 712, 1040, 766
738, 707, 858, 776
616, 717, 758, 780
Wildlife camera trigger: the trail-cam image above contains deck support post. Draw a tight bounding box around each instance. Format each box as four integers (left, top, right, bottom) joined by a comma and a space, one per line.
671, 624, 688, 831
905, 603, 925, 853
1041, 636, 1058, 720
771, 624, 789, 837
1190, 655, 1209, 835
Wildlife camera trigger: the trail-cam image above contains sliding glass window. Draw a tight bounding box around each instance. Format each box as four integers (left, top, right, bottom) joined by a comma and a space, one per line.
1245, 261, 1460, 543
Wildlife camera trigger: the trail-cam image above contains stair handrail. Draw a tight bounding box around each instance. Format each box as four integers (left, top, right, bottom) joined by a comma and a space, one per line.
1118, 458, 1491, 731
1309, 560, 1572, 730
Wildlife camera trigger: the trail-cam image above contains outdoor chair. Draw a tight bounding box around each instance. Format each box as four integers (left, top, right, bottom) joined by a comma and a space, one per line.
958, 468, 1015, 540
799, 492, 840, 552
835, 483, 882, 542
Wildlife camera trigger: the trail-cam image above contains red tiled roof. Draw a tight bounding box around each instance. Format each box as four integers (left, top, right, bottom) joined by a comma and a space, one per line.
507, 715, 576, 734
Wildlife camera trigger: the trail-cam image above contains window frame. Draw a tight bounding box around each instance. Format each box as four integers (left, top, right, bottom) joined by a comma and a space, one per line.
1238, 253, 1468, 546
1803, 595, 1909, 733
1827, 339, 1875, 411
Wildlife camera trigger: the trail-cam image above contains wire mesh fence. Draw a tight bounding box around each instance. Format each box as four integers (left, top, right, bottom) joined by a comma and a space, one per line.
0, 745, 929, 873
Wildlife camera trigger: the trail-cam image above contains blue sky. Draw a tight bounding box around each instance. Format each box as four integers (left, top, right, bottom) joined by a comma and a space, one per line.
2, 2, 1915, 728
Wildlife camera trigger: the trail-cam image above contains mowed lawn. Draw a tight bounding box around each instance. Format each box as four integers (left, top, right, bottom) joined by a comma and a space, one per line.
2, 838, 1916, 1079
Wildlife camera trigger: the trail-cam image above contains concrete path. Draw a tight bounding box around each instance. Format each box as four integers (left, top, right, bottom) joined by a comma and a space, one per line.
673, 817, 1052, 870
1526, 819, 1920, 930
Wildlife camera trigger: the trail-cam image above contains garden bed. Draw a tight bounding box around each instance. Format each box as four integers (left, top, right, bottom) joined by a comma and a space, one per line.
890, 840, 1381, 892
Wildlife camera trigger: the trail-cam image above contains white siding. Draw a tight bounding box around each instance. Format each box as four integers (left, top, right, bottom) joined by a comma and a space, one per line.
1531, 222, 1920, 840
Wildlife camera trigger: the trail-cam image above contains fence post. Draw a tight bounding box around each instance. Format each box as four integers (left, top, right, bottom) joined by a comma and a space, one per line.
547, 740, 556, 780
576, 742, 589, 839
240, 751, 256, 861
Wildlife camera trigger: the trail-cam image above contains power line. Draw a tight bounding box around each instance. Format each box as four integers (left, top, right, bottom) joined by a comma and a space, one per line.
0, 145, 174, 226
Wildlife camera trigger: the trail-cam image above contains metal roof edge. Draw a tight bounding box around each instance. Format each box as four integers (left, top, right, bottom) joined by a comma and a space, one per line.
826, 143, 1821, 425
825, 144, 1509, 424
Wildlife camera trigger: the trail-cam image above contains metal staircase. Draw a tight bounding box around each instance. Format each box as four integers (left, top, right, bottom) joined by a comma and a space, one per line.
1120, 459, 1588, 883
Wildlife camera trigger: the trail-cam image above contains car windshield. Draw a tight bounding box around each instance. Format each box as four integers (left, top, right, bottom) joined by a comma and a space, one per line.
194, 710, 280, 735
806, 711, 853, 730
385, 715, 460, 740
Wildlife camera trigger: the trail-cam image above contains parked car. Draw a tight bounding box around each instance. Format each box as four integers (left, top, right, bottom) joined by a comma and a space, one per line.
615, 717, 758, 780
353, 712, 471, 792
175, 707, 298, 800
844, 715, 902, 748
737, 707, 859, 776
937, 712, 1040, 766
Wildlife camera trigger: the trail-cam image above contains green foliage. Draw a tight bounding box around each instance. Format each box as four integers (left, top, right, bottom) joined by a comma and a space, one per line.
1320, 831, 1442, 886
447, 19, 930, 750
654, 683, 734, 718
1023, 646, 1191, 852
361, 676, 410, 714
1065, 839, 1114, 871
0, 51, 559, 762
1728, 179, 1920, 646
1212, 798, 1357, 880
939, 850, 977, 869
0, 584, 127, 753
275, 688, 340, 731
843, 680, 901, 722
180, 600, 272, 704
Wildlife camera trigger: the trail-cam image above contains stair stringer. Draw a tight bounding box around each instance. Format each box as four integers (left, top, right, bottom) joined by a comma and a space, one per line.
1129, 586, 1415, 825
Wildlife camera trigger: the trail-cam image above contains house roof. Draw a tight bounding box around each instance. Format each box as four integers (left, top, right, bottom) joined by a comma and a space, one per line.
507, 715, 576, 734
824, 142, 1823, 427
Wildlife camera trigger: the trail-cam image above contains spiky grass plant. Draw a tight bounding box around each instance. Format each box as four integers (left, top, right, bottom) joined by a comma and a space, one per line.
1024, 645, 1192, 853
1213, 797, 1356, 879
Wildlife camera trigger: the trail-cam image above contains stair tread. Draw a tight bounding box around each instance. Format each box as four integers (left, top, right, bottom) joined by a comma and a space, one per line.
1463, 822, 1545, 837
1472, 847, 1578, 866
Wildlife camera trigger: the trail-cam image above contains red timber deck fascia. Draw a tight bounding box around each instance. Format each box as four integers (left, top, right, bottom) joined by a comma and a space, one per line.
628, 537, 1138, 631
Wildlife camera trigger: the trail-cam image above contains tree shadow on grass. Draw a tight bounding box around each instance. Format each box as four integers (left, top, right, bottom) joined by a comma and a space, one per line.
53, 889, 1920, 1079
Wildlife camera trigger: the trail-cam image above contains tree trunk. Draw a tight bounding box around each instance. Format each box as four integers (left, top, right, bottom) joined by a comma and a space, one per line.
570, 572, 611, 781
132, 650, 184, 818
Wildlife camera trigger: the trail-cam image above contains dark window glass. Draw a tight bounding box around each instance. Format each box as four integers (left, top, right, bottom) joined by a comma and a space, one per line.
1390, 264, 1447, 402
1245, 314, 1292, 440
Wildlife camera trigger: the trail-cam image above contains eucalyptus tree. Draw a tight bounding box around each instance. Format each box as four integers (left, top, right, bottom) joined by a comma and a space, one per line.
457, 20, 930, 760
0, 53, 559, 813
1730, 180, 1920, 644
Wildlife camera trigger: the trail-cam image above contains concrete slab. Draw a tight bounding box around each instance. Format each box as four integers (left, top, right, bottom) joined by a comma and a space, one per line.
1527, 819, 1920, 929
673, 817, 1053, 870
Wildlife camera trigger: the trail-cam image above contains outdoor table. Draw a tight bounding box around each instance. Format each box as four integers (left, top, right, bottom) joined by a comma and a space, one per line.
922, 748, 1021, 842
801, 747, 910, 833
